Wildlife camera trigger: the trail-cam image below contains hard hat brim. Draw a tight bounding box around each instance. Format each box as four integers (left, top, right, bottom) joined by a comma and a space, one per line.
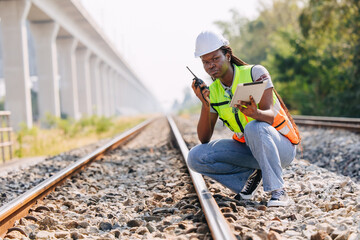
194, 31, 229, 58
194, 43, 227, 58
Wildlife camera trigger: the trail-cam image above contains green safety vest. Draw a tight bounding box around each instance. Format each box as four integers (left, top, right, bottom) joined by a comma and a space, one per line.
210, 64, 260, 133
209, 64, 300, 145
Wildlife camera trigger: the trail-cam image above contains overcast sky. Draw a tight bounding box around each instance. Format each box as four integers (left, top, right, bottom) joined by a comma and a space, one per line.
79, 0, 265, 111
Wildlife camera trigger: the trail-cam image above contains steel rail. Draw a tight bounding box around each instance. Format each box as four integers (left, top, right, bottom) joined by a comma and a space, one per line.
167, 115, 236, 240
0, 117, 155, 238
293, 115, 360, 131
293, 115, 360, 123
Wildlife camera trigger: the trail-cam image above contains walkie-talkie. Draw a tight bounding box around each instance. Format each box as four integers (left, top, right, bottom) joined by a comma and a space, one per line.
186, 66, 209, 104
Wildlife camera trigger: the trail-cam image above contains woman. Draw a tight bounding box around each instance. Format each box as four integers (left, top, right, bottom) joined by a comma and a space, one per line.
187, 30, 300, 207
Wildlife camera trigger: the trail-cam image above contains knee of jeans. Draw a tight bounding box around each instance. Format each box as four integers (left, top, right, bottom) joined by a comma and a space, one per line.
281, 148, 296, 168
187, 146, 202, 172
244, 121, 269, 141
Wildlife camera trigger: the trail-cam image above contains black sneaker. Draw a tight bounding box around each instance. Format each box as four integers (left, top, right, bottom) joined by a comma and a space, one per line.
267, 189, 289, 207
239, 169, 262, 200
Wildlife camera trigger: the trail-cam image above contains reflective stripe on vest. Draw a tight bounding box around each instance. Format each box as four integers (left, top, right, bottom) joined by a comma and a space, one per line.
209, 64, 300, 145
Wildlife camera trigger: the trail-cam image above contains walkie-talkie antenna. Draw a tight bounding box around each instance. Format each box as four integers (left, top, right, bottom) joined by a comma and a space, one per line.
186, 66, 209, 105
186, 66, 197, 78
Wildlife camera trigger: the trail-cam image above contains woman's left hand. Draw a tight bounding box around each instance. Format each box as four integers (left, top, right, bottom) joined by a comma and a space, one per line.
235, 95, 258, 118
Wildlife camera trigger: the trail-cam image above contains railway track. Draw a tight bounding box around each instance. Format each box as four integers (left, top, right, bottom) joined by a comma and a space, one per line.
0, 116, 237, 239
1, 115, 359, 239
293, 115, 360, 131
168, 116, 236, 240
0, 117, 155, 238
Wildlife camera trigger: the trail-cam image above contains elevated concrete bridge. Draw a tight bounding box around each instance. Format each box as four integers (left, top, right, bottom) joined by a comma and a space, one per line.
0, 0, 159, 130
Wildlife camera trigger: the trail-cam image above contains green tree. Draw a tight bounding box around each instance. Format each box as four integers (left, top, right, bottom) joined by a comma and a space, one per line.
216, 0, 360, 117
215, 0, 302, 64
265, 0, 360, 116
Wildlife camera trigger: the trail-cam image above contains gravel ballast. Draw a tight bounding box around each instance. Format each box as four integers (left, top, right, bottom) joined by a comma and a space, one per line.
1, 115, 359, 239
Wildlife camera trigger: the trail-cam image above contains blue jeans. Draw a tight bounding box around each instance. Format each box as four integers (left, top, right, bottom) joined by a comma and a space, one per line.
187, 121, 296, 193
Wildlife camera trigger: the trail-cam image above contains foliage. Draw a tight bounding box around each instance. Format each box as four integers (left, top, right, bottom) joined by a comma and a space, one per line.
31, 89, 39, 121
173, 87, 202, 115
266, 0, 360, 116
215, 0, 360, 117
12, 115, 147, 160
14, 123, 38, 158
0, 97, 4, 110
178, 102, 201, 116
215, 0, 302, 65
44, 114, 114, 136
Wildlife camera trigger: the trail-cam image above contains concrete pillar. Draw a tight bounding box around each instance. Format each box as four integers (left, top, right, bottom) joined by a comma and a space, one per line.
109, 69, 116, 116
89, 55, 102, 115
129, 81, 137, 114
29, 21, 60, 121
119, 76, 129, 115
142, 88, 153, 112
129, 83, 138, 111
114, 73, 121, 115
100, 63, 110, 117
140, 90, 148, 112
140, 92, 147, 113
56, 37, 80, 119
128, 81, 138, 114
0, 0, 32, 130
107, 69, 113, 116
106, 68, 112, 116
106, 67, 113, 117
76, 47, 92, 116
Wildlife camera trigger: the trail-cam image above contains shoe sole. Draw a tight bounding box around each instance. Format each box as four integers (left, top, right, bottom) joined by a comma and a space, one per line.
239, 179, 262, 200
267, 200, 289, 207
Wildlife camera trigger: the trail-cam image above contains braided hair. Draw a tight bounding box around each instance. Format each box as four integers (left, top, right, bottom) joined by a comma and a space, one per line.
220, 46, 248, 66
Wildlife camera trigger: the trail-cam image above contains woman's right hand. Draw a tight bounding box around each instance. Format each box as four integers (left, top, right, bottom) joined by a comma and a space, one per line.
191, 80, 210, 106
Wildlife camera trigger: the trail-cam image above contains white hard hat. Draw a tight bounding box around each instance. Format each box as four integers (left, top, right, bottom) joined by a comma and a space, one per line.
194, 30, 229, 58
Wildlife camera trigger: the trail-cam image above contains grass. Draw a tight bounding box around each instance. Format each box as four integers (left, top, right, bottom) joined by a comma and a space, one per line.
177, 103, 201, 117
7, 114, 149, 161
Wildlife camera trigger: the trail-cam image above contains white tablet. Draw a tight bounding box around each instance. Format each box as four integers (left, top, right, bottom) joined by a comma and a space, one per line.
229, 80, 268, 107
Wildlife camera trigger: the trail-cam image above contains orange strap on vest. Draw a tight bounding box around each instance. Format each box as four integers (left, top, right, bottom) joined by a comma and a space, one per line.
232, 108, 300, 145
272, 108, 300, 144
232, 133, 246, 143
